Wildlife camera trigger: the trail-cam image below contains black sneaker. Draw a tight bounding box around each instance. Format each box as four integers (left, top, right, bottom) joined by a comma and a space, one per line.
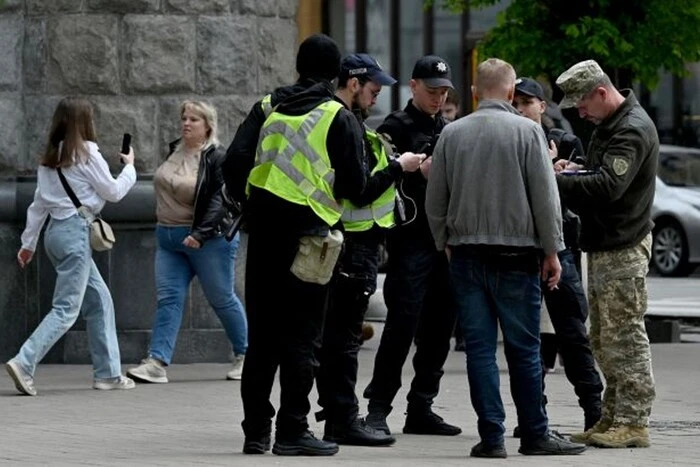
470, 441, 507, 459
243, 434, 271, 454
324, 417, 396, 446
366, 411, 391, 435
403, 410, 462, 436
272, 431, 339, 456
519, 431, 587, 455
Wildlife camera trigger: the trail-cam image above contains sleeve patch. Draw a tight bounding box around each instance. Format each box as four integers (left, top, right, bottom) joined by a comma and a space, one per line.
612, 157, 630, 176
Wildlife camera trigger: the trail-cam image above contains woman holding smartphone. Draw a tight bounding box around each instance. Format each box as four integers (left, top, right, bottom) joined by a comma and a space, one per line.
6, 96, 137, 396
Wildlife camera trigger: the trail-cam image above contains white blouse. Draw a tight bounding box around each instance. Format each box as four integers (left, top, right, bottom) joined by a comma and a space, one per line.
20, 141, 137, 251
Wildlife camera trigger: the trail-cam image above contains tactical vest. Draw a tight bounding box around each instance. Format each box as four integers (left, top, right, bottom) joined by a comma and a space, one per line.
247, 100, 344, 226
340, 128, 396, 232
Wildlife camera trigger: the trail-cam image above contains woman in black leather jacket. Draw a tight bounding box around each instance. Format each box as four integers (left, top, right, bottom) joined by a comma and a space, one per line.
127, 100, 248, 384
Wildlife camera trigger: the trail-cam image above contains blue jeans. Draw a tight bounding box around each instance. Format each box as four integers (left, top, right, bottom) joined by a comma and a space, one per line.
149, 226, 247, 364
450, 246, 548, 446
16, 214, 122, 379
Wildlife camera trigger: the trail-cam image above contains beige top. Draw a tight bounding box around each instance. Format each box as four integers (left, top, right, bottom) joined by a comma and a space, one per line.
154, 148, 201, 225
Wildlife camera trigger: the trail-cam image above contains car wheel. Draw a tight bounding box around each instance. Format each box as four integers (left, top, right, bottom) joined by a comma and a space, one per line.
652, 220, 694, 277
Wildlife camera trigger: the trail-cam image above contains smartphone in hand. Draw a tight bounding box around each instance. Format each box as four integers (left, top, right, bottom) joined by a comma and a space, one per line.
121, 133, 132, 154
120, 133, 131, 164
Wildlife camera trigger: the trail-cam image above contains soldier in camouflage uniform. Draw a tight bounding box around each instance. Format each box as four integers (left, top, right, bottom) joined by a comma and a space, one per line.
554, 60, 657, 448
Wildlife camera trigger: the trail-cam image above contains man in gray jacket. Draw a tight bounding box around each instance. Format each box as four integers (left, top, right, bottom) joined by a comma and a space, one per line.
425, 58, 585, 458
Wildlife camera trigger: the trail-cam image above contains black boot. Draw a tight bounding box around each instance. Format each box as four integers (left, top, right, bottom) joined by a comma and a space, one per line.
403, 409, 462, 436
243, 434, 271, 454
366, 411, 391, 435
324, 417, 396, 446
470, 441, 507, 459
272, 430, 339, 456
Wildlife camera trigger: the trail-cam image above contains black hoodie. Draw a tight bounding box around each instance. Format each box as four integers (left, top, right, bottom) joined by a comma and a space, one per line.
222, 78, 367, 236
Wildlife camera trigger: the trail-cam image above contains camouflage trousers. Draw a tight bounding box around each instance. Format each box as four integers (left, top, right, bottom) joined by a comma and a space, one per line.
587, 233, 656, 427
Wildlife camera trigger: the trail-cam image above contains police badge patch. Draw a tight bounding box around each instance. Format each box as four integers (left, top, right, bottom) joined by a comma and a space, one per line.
612, 157, 630, 176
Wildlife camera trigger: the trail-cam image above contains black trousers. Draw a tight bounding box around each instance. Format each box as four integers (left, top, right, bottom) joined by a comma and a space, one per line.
542, 249, 603, 422
240, 228, 329, 439
363, 231, 455, 415
316, 232, 381, 427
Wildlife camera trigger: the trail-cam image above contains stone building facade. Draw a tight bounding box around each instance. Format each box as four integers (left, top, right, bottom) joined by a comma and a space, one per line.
0, 0, 299, 364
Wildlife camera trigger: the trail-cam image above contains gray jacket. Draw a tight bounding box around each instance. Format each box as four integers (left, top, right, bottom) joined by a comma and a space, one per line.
425, 99, 564, 255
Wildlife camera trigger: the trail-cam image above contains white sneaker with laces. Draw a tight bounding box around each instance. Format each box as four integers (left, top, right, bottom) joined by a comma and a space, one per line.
5, 358, 37, 396
93, 375, 136, 391
227, 354, 245, 380
127, 357, 168, 383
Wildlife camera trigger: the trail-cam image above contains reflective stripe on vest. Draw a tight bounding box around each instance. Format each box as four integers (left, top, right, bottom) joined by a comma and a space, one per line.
341, 128, 396, 231
247, 100, 344, 226
260, 94, 273, 118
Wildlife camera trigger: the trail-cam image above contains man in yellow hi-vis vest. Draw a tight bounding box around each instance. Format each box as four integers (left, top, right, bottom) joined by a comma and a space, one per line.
222, 34, 367, 457
314, 54, 425, 448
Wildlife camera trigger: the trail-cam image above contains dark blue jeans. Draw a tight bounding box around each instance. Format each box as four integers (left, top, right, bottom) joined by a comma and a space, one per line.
450, 246, 548, 447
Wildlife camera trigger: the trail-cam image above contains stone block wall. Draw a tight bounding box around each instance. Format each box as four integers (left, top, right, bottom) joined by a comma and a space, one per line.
0, 0, 299, 175
0, 0, 300, 363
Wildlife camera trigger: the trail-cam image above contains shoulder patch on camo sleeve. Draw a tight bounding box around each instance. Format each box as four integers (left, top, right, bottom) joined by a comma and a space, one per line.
612, 157, 630, 176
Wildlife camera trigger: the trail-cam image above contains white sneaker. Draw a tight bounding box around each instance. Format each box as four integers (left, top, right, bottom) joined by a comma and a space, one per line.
226, 354, 245, 380
126, 357, 168, 384
5, 359, 37, 396
93, 375, 136, 391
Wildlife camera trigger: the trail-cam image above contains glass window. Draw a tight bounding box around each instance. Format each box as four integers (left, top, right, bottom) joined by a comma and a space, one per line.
658, 147, 700, 187
366, 0, 392, 117
434, 8, 463, 108
682, 63, 700, 147
326, 0, 354, 54
398, 0, 424, 106
470, 0, 511, 33
649, 72, 674, 144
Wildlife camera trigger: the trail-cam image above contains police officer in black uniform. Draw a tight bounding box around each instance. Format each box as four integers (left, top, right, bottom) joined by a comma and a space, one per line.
221, 34, 367, 457
315, 54, 425, 447
513, 77, 603, 432
363, 55, 461, 437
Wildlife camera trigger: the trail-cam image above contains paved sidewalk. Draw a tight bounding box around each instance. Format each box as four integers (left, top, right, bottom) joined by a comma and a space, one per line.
1, 324, 699, 466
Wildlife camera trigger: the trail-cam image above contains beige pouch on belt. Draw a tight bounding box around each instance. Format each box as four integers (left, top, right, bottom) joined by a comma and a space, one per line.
290, 229, 344, 285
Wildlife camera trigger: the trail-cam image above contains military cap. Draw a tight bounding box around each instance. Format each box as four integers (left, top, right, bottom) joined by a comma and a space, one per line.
556, 59, 607, 108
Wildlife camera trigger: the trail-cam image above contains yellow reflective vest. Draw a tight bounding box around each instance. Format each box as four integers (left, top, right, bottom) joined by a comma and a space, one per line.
340, 128, 396, 232
247, 99, 344, 226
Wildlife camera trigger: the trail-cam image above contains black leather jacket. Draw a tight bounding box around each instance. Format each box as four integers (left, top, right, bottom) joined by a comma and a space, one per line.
166, 140, 228, 244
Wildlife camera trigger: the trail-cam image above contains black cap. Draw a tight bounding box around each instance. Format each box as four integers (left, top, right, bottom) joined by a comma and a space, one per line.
340, 53, 397, 86
411, 55, 453, 88
515, 77, 546, 101
296, 34, 341, 81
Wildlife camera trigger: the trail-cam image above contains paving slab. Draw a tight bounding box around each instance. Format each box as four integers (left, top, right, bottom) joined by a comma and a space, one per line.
1, 324, 699, 466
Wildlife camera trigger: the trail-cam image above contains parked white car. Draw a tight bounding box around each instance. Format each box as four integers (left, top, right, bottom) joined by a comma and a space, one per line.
651, 145, 700, 276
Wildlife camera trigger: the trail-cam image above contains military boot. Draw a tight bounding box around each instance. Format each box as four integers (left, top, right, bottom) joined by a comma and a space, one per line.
569, 417, 612, 444
589, 424, 650, 448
